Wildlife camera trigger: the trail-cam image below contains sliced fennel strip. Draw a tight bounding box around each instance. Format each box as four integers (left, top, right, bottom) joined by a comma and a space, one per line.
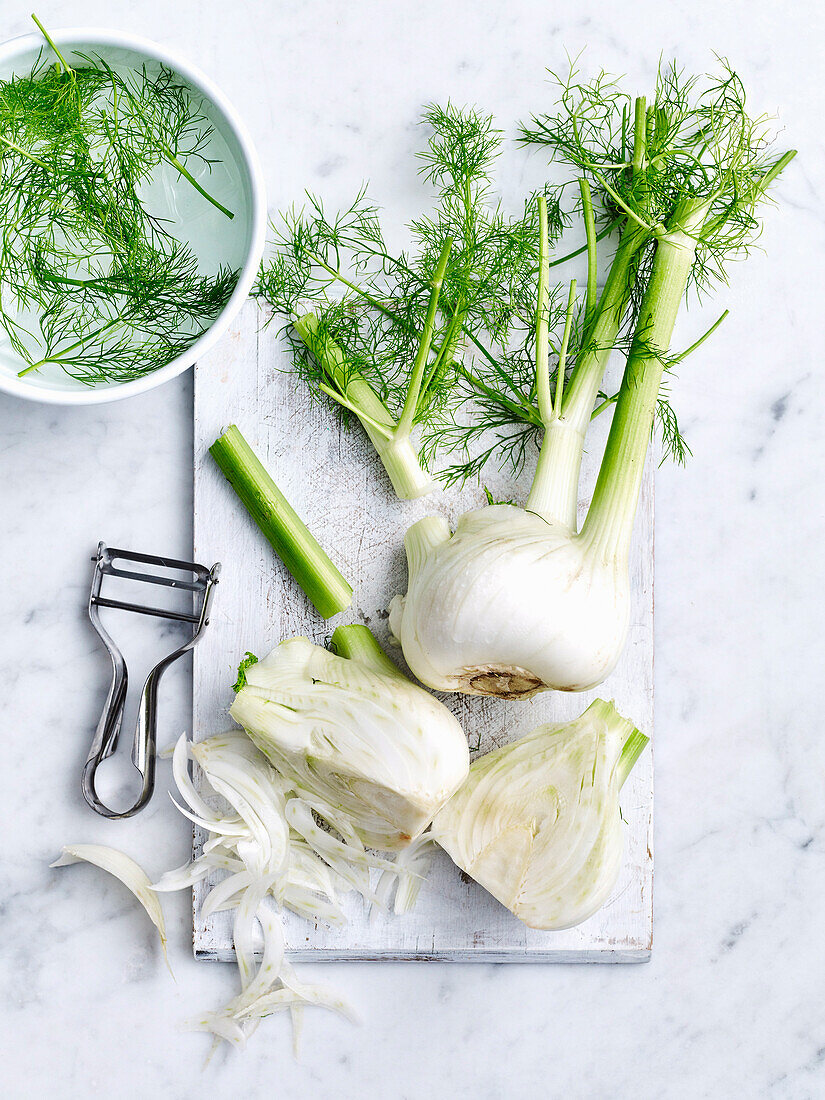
167, 726, 432, 1050
53, 623, 470, 1055
51, 844, 170, 971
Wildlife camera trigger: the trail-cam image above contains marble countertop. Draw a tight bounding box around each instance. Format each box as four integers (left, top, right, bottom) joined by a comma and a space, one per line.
1, 0, 822, 1096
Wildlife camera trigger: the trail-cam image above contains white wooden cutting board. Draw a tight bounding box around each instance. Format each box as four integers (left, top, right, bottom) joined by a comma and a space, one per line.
192, 301, 653, 962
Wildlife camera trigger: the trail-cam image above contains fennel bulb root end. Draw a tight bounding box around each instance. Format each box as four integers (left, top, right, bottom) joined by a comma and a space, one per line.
456, 664, 545, 699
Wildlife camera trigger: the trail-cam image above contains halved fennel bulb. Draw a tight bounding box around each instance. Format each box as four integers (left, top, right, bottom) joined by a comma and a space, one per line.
229, 625, 470, 850
431, 698, 648, 930
389, 509, 629, 696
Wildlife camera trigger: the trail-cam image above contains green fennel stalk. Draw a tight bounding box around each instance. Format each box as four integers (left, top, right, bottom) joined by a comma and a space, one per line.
331, 623, 407, 678
290, 234, 453, 499
210, 425, 353, 618
255, 103, 547, 497
510, 60, 796, 538
582, 198, 709, 559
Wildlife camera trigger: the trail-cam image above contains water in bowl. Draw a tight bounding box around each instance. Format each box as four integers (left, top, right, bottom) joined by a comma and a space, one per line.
0, 47, 252, 392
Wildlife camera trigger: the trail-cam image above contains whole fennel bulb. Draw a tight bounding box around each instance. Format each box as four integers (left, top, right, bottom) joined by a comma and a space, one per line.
389, 504, 630, 696
392, 129, 791, 696
389, 198, 708, 697
431, 698, 648, 930
229, 625, 469, 850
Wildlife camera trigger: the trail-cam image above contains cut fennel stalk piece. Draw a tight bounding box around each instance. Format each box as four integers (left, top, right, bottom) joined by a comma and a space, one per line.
431, 698, 648, 930
210, 424, 352, 619
292, 312, 437, 500
290, 229, 453, 500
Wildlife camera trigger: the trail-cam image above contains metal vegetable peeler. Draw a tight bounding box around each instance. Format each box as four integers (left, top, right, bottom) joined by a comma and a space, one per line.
83, 542, 220, 819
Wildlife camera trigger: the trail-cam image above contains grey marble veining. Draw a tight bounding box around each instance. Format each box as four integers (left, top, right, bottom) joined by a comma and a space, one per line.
0, 0, 823, 1096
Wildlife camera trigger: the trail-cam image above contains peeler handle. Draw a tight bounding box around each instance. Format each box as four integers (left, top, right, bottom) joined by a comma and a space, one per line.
127, 658, 176, 818
83, 648, 189, 820
83, 581, 130, 817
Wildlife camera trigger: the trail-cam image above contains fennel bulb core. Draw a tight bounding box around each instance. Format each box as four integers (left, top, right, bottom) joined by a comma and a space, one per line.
389, 506, 631, 696
229, 628, 469, 850
431, 698, 647, 930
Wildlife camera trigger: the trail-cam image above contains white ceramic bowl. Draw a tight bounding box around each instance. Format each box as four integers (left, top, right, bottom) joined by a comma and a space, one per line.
0, 28, 266, 404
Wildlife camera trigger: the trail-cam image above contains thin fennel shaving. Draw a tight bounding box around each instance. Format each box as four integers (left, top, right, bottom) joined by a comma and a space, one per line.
159, 725, 438, 1049
50, 844, 169, 968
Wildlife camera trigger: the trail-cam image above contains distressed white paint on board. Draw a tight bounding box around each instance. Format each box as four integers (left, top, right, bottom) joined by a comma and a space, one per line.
192, 302, 653, 962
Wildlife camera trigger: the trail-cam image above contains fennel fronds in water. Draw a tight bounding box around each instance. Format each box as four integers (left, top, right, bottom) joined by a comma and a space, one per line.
0, 16, 239, 384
